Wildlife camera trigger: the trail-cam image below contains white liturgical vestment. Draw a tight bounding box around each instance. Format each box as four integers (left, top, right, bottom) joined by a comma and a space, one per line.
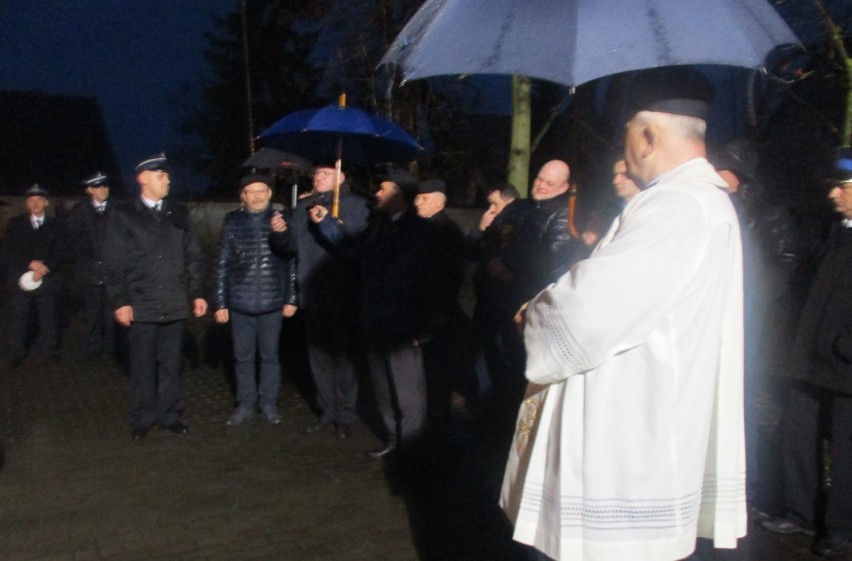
500, 158, 746, 561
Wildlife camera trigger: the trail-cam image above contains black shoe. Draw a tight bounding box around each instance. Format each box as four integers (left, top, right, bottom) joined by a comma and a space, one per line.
131, 425, 152, 442
813, 536, 851, 558
336, 426, 351, 440
760, 516, 815, 536
364, 443, 397, 459
304, 420, 329, 434
163, 421, 190, 435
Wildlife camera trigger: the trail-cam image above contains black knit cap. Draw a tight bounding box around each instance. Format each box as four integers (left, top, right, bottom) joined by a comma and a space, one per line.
380, 169, 418, 195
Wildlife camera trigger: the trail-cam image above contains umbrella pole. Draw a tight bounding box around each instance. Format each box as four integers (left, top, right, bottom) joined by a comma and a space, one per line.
332, 158, 342, 218
332, 93, 346, 219
292, 183, 298, 210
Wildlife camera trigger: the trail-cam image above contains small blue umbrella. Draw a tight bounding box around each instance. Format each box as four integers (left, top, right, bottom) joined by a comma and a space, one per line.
380, 0, 801, 87
259, 102, 422, 167
259, 96, 422, 216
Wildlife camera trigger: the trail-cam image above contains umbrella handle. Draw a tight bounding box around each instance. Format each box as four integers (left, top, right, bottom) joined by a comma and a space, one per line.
568, 186, 580, 239
332, 157, 342, 219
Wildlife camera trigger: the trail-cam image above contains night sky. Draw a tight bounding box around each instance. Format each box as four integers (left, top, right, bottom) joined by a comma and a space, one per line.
2, 1, 850, 194
0, 1, 234, 189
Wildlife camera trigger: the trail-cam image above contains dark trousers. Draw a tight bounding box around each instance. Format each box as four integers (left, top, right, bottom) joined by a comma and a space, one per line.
8, 289, 59, 361
779, 383, 852, 537
304, 309, 359, 426
423, 312, 476, 424
128, 320, 184, 428
367, 342, 427, 446
231, 310, 282, 410
81, 284, 114, 356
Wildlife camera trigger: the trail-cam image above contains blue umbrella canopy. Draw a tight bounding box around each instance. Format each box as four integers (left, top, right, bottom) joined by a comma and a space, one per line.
259, 104, 422, 167
380, 0, 801, 87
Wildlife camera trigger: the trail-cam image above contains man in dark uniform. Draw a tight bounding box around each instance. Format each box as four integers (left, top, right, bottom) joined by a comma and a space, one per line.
414, 179, 475, 425
2, 184, 65, 366
760, 148, 852, 558
310, 170, 438, 458
67, 171, 118, 360
104, 153, 207, 442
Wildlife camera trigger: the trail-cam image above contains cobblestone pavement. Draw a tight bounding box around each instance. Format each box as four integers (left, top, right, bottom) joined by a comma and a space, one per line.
0, 314, 831, 561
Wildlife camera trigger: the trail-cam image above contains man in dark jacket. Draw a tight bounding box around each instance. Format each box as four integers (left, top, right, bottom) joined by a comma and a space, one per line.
213, 175, 296, 426
309, 170, 438, 458
104, 153, 207, 442
760, 148, 852, 558
479, 160, 587, 412
414, 179, 475, 424
67, 171, 117, 359
3, 184, 66, 366
270, 163, 370, 440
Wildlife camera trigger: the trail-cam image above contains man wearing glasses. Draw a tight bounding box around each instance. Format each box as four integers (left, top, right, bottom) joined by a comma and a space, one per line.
270, 162, 370, 440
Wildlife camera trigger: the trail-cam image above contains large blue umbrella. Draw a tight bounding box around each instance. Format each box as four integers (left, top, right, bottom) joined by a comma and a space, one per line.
380, 0, 801, 87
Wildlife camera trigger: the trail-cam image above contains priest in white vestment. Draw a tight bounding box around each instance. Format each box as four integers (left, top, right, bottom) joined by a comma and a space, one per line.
500, 68, 747, 561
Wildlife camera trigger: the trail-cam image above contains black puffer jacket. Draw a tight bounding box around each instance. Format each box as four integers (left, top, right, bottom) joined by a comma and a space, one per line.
104, 198, 205, 322
213, 206, 296, 314
498, 192, 587, 307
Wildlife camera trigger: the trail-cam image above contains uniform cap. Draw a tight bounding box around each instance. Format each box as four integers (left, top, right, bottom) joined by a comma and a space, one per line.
134, 152, 169, 174
24, 183, 49, 197
83, 171, 109, 187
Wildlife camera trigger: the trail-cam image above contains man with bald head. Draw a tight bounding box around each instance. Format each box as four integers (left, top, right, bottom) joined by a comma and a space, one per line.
481, 160, 586, 416
501, 68, 746, 561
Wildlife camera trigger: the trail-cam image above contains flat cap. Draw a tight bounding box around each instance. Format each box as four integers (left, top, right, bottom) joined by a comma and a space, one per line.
134, 152, 170, 174
24, 183, 49, 197
239, 174, 274, 189
627, 66, 714, 120
828, 147, 852, 185
417, 179, 446, 195
83, 171, 110, 187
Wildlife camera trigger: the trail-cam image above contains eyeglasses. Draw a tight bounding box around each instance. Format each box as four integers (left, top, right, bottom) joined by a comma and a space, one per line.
313, 170, 334, 178
243, 189, 270, 195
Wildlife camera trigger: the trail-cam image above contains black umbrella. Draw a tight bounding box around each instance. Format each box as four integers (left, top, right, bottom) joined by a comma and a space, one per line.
241, 148, 312, 171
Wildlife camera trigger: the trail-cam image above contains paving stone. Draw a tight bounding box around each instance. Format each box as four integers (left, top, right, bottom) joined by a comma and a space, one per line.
0, 306, 824, 560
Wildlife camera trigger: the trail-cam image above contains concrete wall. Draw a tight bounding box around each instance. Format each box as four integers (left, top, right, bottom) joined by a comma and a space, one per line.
0, 196, 482, 243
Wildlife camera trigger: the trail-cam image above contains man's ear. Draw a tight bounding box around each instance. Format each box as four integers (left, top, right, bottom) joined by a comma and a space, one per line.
641, 124, 657, 159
